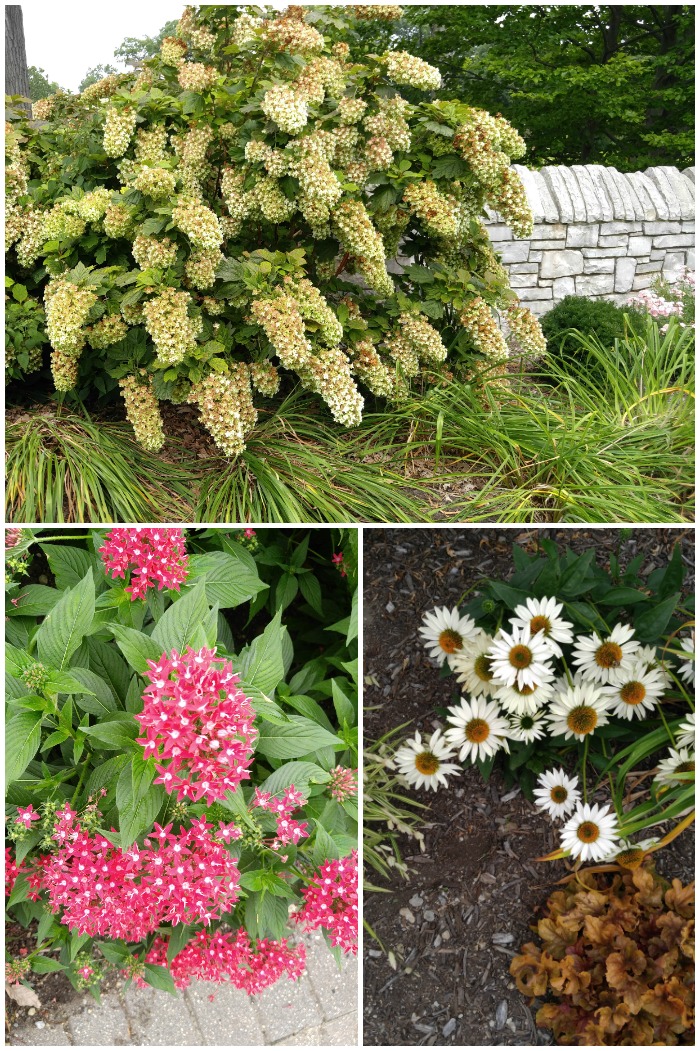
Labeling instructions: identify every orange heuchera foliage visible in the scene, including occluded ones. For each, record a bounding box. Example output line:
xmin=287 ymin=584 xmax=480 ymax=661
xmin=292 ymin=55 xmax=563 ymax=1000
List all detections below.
xmin=510 ymin=866 xmax=694 ymax=1045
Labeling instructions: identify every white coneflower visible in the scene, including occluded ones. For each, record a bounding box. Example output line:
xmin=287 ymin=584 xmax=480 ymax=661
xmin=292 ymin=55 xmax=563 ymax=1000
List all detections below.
xmin=676 ymin=713 xmax=695 ymax=752
xmin=392 ymin=729 xmax=462 ymax=792
xmin=637 ymin=644 xmax=672 ymax=688
xmin=508 ymin=710 xmax=548 ymax=744
xmin=546 ymin=683 xmax=611 ymax=740
xmin=600 ymin=661 xmax=667 ymax=720
xmin=602 ymin=837 xmax=658 ymax=869
xmin=451 ymin=630 xmax=496 ymax=697
xmin=677 ymin=631 xmax=695 ymax=685
xmin=494 ymin=677 xmax=554 ymax=716
xmin=418 ymin=605 xmax=479 ymax=668
xmin=510 ymin=596 xmax=574 ymax=658
xmin=444 ymin=695 xmax=512 ymax=764
xmin=654 ymin=746 xmax=695 ymax=786
xmin=533 ymin=767 xmax=580 ymax=820
xmin=488 ymin=624 xmax=555 ymax=691
xmin=560 ymin=802 xmax=621 ymax=863
xmin=571 ymin=623 xmax=640 ymax=685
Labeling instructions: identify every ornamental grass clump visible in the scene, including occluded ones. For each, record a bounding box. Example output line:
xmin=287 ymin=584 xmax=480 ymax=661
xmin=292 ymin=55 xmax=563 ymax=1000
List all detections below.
xmin=6 ymin=3 xmax=542 ymax=457
xmin=5 ymin=527 xmax=358 ymax=998
xmin=510 ymin=866 xmax=694 ymax=1045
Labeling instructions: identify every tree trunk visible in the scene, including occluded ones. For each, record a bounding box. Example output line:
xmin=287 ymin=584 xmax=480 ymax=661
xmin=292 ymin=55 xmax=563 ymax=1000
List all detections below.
xmin=5 ymin=6 xmax=32 ymax=112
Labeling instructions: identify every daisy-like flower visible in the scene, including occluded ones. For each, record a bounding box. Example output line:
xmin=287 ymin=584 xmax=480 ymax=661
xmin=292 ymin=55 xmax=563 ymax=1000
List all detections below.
xmin=602 ymin=837 xmax=658 ymax=870
xmin=571 ymin=623 xmax=640 ymax=685
xmin=654 ymin=746 xmax=695 ymax=786
xmin=560 ymin=802 xmax=621 ymax=863
xmin=510 ymin=596 xmax=574 ymax=658
xmin=392 ymin=729 xmax=462 ymax=792
xmin=451 ymin=631 xmax=497 ymax=697
xmin=444 ymin=695 xmax=512 ymax=763
xmin=494 ymin=677 xmax=554 ymax=716
xmin=488 ymin=624 xmax=555 ymax=691
xmin=547 ymin=682 xmax=611 ymax=740
xmin=600 ymin=661 xmax=667 ymax=720
xmin=636 ymin=644 xmax=672 ymax=688
xmin=676 ymin=630 xmax=695 ymax=685
xmin=418 ymin=606 xmax=478 ymax=668
xmin=676 ymin=713 xmax=695 ymax=752
xmin=533 ymin=767 xmax=581 ymax=820
xmin=508 ymin=710 xmax=547 ymax=744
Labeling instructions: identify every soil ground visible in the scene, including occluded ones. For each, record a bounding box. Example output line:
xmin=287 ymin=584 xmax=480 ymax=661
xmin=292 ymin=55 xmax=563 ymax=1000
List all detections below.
xmin=362 ymin=527 xmax=695 ymax=1047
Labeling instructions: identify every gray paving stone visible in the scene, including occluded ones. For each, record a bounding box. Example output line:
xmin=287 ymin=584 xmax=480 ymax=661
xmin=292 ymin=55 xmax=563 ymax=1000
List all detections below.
xmin=186 ymin=981 xmax=265 ymax=1046
xmin=11 ymin=1022 xmax=72 ymax=1045
xmin=305 ymin=936 xmax=357 ymax=1023
xmin=123 ymin=983 xmax=204 ymax=1046
xmin=252 ymin=973 xmax=322 ymax=1043
xmin=280 ymin=1023 xmax=327 ymax=1046
xmin=68 ymin=995 xmax=131 ymax=1046
xmin=320 ymin=1013 xmax=358 ymax=1045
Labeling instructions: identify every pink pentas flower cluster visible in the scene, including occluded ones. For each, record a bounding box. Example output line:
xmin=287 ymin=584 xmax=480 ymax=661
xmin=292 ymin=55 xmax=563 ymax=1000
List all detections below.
xmin=43 ymin=810 xmax=241 ymax=941
xmin=5 ymin=847 xmax=47 ymax=901
xmin=133 ymin=928 xmax=306 ymax=993
xmin=99 ymin=527 xmax=189 ymax=600
xmin=253 ymin=786 xmax=309 ymax=847
xmin=293 ymin=850 xmax=358 ymax=955
xmin=137 ymin=646 xmax=257 ymax=805
xmin=328 ymin=766 xmax=358 ymax=803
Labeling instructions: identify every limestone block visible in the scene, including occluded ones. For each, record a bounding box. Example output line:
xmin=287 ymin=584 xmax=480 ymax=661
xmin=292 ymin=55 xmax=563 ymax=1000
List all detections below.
xmin=614 ymin=257 xmax=636 ymax=293
xmin=575 ymin=273 xmax=615 ymax=296
xmin=635 ymin=173 xmax=670 ymax=220
xmin=603 ymin=221 xmax=640 ymax=234
xmin=570 ymin=165 xmax=604 ymax=221
xmin=644 ymin=221 xmax=682 ymax=235
xmin=644 ymin=168 xmax=682 ymax=220
xmin=566 ymin=224 xmax=599 ymax=248
xmin=526 ymin=299 xmax=551 ymax=317
xmin=662 ymin=252 xmax=685 ymax=276
xmin=528 ymin=250 xmax=543 ymax=262
xmin=498 ymin=241 xmax=529 ymax=263
xmin=682 ymin=166 xmax=695 ymax=182
xmin=530 ymin=239 xmax=573 ymax=250
xmin=625 ymin=173 xmax=658 ymax=220
xmin=652 ymin=234 xmax=695 ymax=249
xmin=483 ymin=204 xmax=500 ymax=221
xmin=552 ymin=276 xmax=576 ymax=298
xmin=540 ymin=167 xmax=575 ymax=223
xmin=512 ymin=164 xmax=547 ymax=223
xmin=656 ymin=165 xmax=695 ymax=220
xmin=681 ymin=221 xmax=695 ymax=233
xmin=649 ymin=250 xmax=666 ymax=260
xmin=557 ymin=166 xmax=588 ymax=221
xmin=509 ymin=262 xmax=539 ymax=273
xmin=485 ymin=223 xmax=513 ymax=241
xmin=686 ymin=250 xmax=695 ymax=269
xmin=528 ymin=169 xmax=560 ymax=223
xmin=516 ymin=286 xmax=553 ymax=302
xmin=529 ymin=224 xmax=567 ymax=240
xmin=598 ymin=167 xmax=626 ymax=218
xmin=509 ymin=273 xmax=539 ymax=288
xmin=635 ymin=260 xmax=663 ymax=274
xmin=583 ymin=166 xmax=615 ymax=221
xmin=631 ymin=274 xmax=653 ymax=291
xmin=540 ymin=249 xmax=584 ymax=278
xmin=582 ymin=247 xmax=627 ymax=257
xmin=598 ymin=234 xmax=630 ymax=248
xmin=583 ymin=258 xmax=615 ymax=274
xmin=627 ymin=236 xmax=653 ymax=256
xmin=613 ymin=170 xmax=644 ymax=220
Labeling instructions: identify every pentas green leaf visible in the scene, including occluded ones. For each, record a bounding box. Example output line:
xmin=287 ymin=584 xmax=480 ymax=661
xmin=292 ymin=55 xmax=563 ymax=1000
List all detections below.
xmin=151 ymin=578 xmax=209 ymax=655
xmin=35 ymin=570 xmax=95 ymax=671
xmin=5 ymin=712 xmax=43 ymax=788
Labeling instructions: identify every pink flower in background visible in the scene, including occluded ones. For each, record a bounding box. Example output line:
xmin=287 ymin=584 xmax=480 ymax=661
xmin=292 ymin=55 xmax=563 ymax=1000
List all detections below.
xmin=15 ymin=805 xmax=40 ymax=828
xmin=5 ymin=528 xmax=24 ymax=549
xmin=244 ymin=528 xmax=256 ymax=538
xmin=253 ymin=785 xmax=309 ymax=848
xmin=328 ymin=766 xmax=358 ymax=803
xmin=99 ymin=527 xmax=189 ymax=600
xmin=331 ymin=552 xmax=347 ymax=577
xmin=43 ymin=811 xmax=241 ymax=941
xmin=292 ymin=850 xmax=358 ymax=955
xmin=137 ymin=646 xmax=257 ymax=805
xmin=133 ymin=928 xmax=306 ymax=992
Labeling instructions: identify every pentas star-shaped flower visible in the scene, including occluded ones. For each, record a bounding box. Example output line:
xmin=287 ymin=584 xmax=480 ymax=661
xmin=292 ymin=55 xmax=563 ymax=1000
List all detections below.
xmin=253 ymin=785 xmax=309 ymax=847
xmin=137 ymin=646 xmax=257 ymax=806
xmin=292 ymin=850 xmax=358 ymax=955
xmin=99 ymin=527 xmax=189 ymax=601
xmin=15 ymin=805 xmax=40 ymax=828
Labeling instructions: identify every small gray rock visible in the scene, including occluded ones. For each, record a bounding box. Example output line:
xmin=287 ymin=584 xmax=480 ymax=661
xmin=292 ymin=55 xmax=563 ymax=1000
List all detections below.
xmin=494 ymin=1000 xmax=509 ymax=1031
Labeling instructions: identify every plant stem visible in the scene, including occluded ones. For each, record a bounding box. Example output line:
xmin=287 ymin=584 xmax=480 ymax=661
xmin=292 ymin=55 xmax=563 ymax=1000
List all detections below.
xmin=71 ymin=762 xmax=89 ymax=806
xmin=582 ymin=735 xmax=589 ymax=803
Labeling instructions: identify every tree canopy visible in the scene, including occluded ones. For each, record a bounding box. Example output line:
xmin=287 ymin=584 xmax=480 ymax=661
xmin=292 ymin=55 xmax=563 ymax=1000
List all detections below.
xmin=365 ymin=5 xmax=694 ymax=171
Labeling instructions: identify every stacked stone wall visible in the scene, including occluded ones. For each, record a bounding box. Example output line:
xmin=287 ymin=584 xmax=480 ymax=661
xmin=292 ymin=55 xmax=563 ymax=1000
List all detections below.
xmin=484 ymin=164 xmax=695 ymax=316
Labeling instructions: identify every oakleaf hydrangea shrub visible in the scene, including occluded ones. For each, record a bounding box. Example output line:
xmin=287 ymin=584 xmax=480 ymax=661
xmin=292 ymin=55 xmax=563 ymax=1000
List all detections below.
xmin=5 ymin=4 xmax=544 ymax=457
xmin=5 ymin=527 xmax=358 ymax=997
xmin=394 ymin=538 xmax=694 ymax=869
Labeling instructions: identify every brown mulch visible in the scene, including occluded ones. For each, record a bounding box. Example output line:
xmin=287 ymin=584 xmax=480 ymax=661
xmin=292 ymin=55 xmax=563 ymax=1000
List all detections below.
xmin=363 ymin=527 xmax=695 ymax=1047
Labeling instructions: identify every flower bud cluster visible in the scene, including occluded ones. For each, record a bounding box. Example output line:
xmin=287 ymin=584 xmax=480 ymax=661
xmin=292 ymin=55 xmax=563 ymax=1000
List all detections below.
xmin=249 ymin=177 xmax=297 ymax=224
xmin=507 ymin=304 xmax=547 ymax=358
xmin=119 ymin=372 xmax=166 ymax=451
xmin=132 ymin=234 xmax=178 ymax=270
xmin=373 ymin=205 xmax=410 ymax=257
xmin=229 ymin=12 xmax=263 ymax=49
xmin=295 ymin=57 xmax=346 ymax=104
xmin=261 ymin=85 xmax=308 ymax=136
xmin=264 ymin=12 xmax=325 ymax=55
xmin=132 ymin=69 xmax=155 ymax=92
xmin=161 ymin=36 xmax=188 ymax=66
xmin=345 ymin=161 xmax=369 ymax=186
xmin=86 ymin=313 xmax=129 ymax=349
xmin=44 ymin=278 xmax=97 ymax=357
xmin=188 ymin=25 xmax=217 ymax=52
xmin=364 ymin=106 xmax=411 ymax=153
xmin=220 ymin=167 xmax=250 ymax=234
xmin=74 ymin=187 xmax=112 ymax=222
xmin=135 ymin=125 xmax=169 ymax=162
xmin=14 ymin=209 xmax=47 ymax=268
xmin=172 ymin=198 xmax=223 ymax=250
xmin=332 ymin=125 xmax=360 ymax=167
xmin=201 ymin=296 xmax=225 ymax=316
xmin=350 ymin=339 xmax=396 ymax=398
xmin=403 ymin=180 xmax=458 ymax=239
xmin=251 ymin=295 xmax=313 ymax=371
xmin=177 ymin=62 xmax=218 ymax=93
xmin=172 ymin=126 xmax=213 ymax=167
xmin=300 ymin=346 xmax=364 ymax=427
xmin=287 ymin=276 xmax=343 ymax=346
xmin=102 ymin=107 xmax=138 ymax=158
xmin=459 ymin=295 xmax=509 ymax=361
xmin=188 ymin=364 xmax=258 ymax=457
xmin=42 ymin=204 xmax=86 ymax=242
xmin=249 ymin=361 xmax=281 ymax=397
xmin=185 ymin=247 xmax=224 ymax=289
xmin=121 ymin=300 xmax=145 ymax=324
xmin=338 ymin=96 xmax=367 ymax=125
xmin=334 ymin=200 xmax=393 ymax=297
xmin=132 ymin=165 xmax=178 ymax=200
xmin=489 ymin=167 xmax=533 ymax=238
xmin=365 ymin=136 xmax=394 ymax=171
xmin=32 ymin=96 xmax=55 ymax=120
xmin=82 ymin=74 xmax=127 ymax=104
xmin=288 ymin=137 xmax=342 ymax=225
xmin=385 ymin=51 xmax=441 ymax=91
xmin=103 ymin=203 xmax=135 ymax=238
xmin=353 ymin=5 xmax=404 ymax=20
xmin=143 ymin=287 xmax=202 ymax=365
